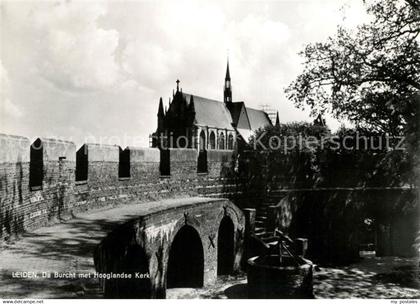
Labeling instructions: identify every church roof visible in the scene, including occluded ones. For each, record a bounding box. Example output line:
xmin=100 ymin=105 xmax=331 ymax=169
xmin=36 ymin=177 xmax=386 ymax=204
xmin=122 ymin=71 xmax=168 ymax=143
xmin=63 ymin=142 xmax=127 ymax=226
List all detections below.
xmin=245 ymin=107 xmax=272 ymax=131
xmin=227 ymin=102 xmax=244 ymax=126
xmin=182 ymin=93 xmax=234 ymax=130
xmin=228 ymin=101 xmax=272 ymax=131
xmin=236 ymin=128 xmax=254 ymax=144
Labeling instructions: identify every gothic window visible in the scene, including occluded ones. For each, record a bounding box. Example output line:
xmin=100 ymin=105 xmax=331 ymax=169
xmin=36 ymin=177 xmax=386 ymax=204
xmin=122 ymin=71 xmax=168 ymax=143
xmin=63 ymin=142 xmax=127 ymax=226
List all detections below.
xmin=219 ymin=133 xmax=225 ymax=150
xmin=209 ymin=131 xmax=216 ymax=150
xmin=199 ymin=130 xmax=206 ymax=151
xmin=228 ymin=134 xmax=234 ymax=150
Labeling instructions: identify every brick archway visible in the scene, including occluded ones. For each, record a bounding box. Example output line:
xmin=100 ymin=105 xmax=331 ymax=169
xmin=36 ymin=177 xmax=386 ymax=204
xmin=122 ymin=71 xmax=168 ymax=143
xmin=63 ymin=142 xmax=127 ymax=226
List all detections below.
xmin=166 ymin=225 xmax=204 ymax=288
xmin=217 ymin=216 xmax=234 ymax=275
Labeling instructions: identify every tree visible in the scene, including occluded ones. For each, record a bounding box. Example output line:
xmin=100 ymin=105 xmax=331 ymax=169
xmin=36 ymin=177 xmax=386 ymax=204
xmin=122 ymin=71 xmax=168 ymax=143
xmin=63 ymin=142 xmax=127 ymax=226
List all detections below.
xmin=286 ymin=0 xmax=420 ymax=136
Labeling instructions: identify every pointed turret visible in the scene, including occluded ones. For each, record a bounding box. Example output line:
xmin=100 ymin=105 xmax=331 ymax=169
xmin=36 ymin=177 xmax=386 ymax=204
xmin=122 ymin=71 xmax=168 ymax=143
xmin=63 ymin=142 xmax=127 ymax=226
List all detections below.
xmin=158 ymin=97 xmax=164 ymax=117
xmin=275 ymin=111 xmax=280 ymax=127
xmin=157 ymin=97 xmax=165 ymax=132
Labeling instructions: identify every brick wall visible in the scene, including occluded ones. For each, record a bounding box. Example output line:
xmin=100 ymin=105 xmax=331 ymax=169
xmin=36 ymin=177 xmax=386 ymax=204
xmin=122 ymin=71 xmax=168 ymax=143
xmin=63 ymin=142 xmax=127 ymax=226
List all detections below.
xmin=0 ymin=134 xmax=241 ymax=243
xmin=0 ymin=135 xmax=78 ymax=241
xmin=0 ymin=134 xmax=30 ymax=240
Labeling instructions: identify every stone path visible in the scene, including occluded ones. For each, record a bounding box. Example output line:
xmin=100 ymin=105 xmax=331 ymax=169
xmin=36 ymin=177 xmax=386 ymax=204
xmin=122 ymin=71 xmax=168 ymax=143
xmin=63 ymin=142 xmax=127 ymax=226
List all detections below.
xmin=0 ymin=200 xmax=419 ymax=299
xmin=167 ymin=255 xmax=420 ymax=299
xmin=313 ymin=253 xmax=420 ymax=299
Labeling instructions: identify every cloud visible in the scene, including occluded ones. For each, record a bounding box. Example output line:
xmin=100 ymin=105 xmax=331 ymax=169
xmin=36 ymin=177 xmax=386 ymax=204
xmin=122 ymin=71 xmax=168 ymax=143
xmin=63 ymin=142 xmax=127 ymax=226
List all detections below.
xmin=0 ymin=61 xmax=23 ymax=119
xmin=0 ymin=0 xmax=367 ymax=144
xmin=1 ymin=1 xmax=123 ymax=92
xmin=2 ymin=98 xmax=23 ymax=119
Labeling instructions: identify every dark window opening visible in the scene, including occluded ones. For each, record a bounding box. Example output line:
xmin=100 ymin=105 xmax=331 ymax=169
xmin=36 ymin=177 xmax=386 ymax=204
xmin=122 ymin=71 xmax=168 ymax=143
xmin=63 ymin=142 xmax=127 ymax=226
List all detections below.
xmin=197 ymin=150 xmax=208 ymax=173
xmin=119 ymin=148 xmax=131 ymax=179
xmin=167 ymin=225 xmax=204 ymax=288
xmin=76 ymin=145 xmax=88 ymax=182
xmin=217 ymin=216 xmax=235 ymax=275
xmin=29 ymin=138 xmax=43 ymax=190
xmin=160 ymin=149 xmax=170 ymax=176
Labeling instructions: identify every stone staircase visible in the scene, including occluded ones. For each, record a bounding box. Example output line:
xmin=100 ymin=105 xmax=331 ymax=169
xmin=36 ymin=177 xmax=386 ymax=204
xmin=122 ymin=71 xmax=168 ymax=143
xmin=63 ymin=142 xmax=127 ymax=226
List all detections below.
xmin=253 ymin=199 xmax=277 ymax=245
xmin=251 ymin=194 xmax=310 ymax=260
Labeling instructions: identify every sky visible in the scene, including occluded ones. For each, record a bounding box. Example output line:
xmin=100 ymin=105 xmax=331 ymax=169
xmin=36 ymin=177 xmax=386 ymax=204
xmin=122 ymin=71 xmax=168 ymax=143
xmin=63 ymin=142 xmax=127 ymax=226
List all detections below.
xmin=0 ymin=0 xmax=369 ymax=148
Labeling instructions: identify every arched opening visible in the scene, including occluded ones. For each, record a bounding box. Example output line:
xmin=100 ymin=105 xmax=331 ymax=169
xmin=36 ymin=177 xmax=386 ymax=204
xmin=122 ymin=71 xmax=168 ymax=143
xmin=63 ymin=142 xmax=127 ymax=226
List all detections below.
xmin=167 ymin=225 xmax=204 ymax=288
xmin=199 ymin=130 xmax=206 ymax=151
xmin=217 ymin=216 xmax=235 ymax=275
xmin=219 ymin=133 xmax=225 ymax=150
xmin=110 ymin=245 xmax=151 ymax=299
xmin=209 ymin=131 xmax=216 ymax=150
xmin=228 ymin=134 xmax=234 ymax=150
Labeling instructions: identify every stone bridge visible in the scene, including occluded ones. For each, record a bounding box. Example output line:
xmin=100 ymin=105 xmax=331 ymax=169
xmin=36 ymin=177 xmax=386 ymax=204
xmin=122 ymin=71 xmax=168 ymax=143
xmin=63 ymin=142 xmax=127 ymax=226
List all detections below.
xmin=93 ymin=197 xmax=245 ymax=299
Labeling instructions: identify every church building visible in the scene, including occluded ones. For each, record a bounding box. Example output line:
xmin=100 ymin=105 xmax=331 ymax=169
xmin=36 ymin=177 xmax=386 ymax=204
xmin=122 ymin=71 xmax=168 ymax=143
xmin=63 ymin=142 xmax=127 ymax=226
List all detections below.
xmin=152 ymin=61 xmax=272 ymax=151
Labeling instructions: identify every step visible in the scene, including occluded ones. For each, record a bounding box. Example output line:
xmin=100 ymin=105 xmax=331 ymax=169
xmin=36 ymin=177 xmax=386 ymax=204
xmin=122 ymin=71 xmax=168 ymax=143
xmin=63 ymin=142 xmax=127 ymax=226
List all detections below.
xmin=260 ymin=202 xmax=276 ymax=207
xmin=257 ymin=208 xmax=269 ymax=213
xmin=267 ymin=240 xmax=278 ymax=247
xmin=254 ymin=225 xmax=266 ymax=231
xmin=256 ymin=216 xmax=268 ymax=220
xmin=255 ymin=232 xmax=272 ymax=238
xmin=261 ymin=236 xmax=278 ymax=243
xmin=255 ymin=211 xmax=268 ymax=216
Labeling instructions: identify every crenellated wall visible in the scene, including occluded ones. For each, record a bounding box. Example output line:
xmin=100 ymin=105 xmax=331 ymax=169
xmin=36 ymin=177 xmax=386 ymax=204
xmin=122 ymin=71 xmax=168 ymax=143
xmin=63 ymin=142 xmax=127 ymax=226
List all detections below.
xmin=0 ymin=134 xmax=237 ymax=243
xmin=0 ymin=132 xmax=418 ymax=261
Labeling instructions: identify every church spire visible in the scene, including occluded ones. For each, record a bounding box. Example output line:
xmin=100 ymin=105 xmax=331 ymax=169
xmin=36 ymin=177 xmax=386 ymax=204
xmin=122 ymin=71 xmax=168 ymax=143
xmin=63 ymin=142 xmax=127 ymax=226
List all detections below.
xmin=176 ymin=79 xmax=180 ymax=92
xmin=224 ymin=59 xmax=232 ymax=104
xmin=225 ymin=59 xmax=231 ymax=81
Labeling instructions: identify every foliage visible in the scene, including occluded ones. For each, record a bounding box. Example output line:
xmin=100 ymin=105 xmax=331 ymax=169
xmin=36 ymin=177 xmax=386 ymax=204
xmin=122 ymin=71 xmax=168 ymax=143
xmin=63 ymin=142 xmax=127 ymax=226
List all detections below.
xmin=286 ymin=0 xmax=420 ymax=136
xmin=244 ymin=123 xmax=415 ymax=190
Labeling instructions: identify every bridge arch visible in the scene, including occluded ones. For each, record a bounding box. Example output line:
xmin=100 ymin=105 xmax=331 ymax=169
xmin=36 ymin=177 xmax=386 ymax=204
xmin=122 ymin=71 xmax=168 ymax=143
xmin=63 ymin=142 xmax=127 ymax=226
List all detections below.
xmin=166 ymin=224 xmax=204 ymax=288
xmin=217 ymin=215 xmax=234 ymax=275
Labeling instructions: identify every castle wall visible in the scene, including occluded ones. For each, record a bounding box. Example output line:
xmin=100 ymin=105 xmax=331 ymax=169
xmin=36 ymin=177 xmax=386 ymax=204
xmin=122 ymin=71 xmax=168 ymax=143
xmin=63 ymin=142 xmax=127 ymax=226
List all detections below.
xmin=0 ymin=136 xmax=240 ymax=243
xmin=1 ymin=132 xmax=417 ymax=261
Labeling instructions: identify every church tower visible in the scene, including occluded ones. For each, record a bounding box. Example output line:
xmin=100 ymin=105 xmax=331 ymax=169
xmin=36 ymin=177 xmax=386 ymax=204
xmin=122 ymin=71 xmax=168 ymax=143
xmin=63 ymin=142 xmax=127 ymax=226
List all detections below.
xmin=223 ymin=60 xmax=232 ymax=104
